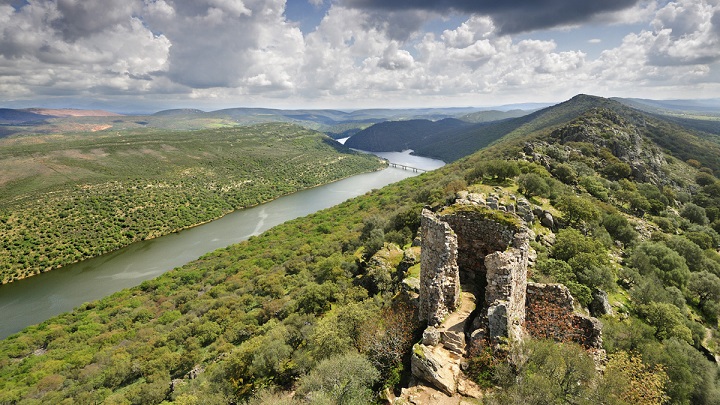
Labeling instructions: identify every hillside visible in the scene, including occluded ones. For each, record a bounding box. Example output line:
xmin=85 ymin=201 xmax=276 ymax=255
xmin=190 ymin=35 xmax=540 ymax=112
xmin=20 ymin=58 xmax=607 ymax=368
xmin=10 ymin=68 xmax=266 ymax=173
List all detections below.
xmin=344 ymin=118 xmax=471 ymax=151
xmin=0 ymin=124 xmax=384 ymax=284
xmin=2 ymin=95 xmax=720 ymax=404
xmin=459 ymin=108 xmax=534 ymax=123
xmin=0 ymin=106 xmax=485 ymax=139
xmin=0 ymin=109 xmax=49 ymax=124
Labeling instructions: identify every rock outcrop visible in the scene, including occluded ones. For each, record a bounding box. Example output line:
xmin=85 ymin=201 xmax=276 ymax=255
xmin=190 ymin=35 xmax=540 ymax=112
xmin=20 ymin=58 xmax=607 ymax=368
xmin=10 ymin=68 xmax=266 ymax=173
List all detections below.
xmin=411 ymin=343 xmax=461 ymax=396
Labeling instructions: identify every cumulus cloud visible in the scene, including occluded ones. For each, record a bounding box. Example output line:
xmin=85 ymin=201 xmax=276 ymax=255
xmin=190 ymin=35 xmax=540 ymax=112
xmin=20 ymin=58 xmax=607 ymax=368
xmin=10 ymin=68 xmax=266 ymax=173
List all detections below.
xmin=1 ymin=0 xmax=720 ymax=108
xmin=647 ymin=0 xmax=720 ymax=65
xmin=0 ymin=1 xmax=170 ymax=98
xmin=341 ymin=0 xmax=642 ymax=34
xmin=53 ymin=0 xmax=140 ymax=41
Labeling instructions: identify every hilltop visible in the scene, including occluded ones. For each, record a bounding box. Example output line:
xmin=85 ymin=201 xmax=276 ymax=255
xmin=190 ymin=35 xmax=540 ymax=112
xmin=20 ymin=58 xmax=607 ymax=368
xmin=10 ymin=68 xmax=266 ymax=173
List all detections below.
xmin=1 ymin=94 xmax=720 ymax=404
xmin=345 ymin=94 xmax=720 ymax=167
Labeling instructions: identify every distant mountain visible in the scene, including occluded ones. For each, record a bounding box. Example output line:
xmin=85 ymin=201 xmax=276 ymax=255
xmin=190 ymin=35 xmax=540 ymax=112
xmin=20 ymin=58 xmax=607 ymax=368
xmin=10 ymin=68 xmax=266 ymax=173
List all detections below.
xmin=344 ymin=118 xmax=471 ymax=152
xmin=343 ymin=94 xmax=720 ymax=166
xmin=614 ymin=97 xmax=720 ymax=138
xmin=459 ymin=109 xmax=534 ymax=123
xmin=25 ymin=108 xmax=122 ymax=117
xmin=615 ymin=97 xmax=720 ymax=115
xmin=152 ymin=108 xmax=206 ymax=116
xmin=0 ymin=108 xmax=51 ymax=124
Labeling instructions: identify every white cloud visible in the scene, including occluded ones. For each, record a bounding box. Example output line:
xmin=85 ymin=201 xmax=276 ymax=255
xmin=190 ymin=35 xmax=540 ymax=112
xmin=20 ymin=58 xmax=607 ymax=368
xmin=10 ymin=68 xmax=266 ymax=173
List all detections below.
xmin=1 ymin=0 xmax=720 ymax=108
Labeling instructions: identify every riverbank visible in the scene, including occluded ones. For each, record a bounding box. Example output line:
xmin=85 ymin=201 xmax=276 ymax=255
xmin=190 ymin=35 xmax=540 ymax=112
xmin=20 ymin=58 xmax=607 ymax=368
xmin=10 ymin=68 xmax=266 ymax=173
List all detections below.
xmin=0 ymin=126 xmax=383 ymax=284
xmin=0 ymin=155 xmax=442 ymax=338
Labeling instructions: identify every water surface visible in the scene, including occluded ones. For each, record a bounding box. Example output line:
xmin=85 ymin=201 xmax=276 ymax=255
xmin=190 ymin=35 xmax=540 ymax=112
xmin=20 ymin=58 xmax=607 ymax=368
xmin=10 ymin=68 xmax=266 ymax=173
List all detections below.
xmin=0 ymin=153 xmax=444 ymax=339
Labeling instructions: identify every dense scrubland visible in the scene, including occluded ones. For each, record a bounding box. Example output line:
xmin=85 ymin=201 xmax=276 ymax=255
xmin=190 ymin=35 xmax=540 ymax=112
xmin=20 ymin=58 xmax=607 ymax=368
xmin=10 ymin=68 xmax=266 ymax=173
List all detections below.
xmin=2 ymin=95 xmax=720 ymax=404
xmin=0 ymin=124 xmax=384 ymax=283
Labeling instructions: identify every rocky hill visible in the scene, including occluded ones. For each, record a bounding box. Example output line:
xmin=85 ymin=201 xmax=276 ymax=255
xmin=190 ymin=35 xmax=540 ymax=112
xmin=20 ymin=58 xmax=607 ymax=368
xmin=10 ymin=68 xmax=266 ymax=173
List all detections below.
xmin=2 ymin=94 xmax=720 ymax=404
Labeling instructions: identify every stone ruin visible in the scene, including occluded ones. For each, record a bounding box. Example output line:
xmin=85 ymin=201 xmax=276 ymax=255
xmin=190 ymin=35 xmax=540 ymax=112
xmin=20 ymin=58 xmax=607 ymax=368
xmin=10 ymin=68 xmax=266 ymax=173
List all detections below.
xmin=407 ymin=193 xmax=603 ymax=398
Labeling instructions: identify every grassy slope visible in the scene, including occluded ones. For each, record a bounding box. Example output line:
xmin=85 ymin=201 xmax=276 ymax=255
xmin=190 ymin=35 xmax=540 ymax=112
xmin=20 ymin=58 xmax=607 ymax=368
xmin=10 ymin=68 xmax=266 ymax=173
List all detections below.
xmin=0 ymin=124 xmax=384 ymax=284
xmin=1 ymin=95 xmax=719 ymax=404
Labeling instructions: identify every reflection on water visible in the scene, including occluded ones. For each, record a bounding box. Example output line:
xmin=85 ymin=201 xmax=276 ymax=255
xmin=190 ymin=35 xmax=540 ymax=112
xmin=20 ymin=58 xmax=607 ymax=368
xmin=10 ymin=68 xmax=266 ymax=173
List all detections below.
xmin=0 ymin=153 xmax=443 ymax=339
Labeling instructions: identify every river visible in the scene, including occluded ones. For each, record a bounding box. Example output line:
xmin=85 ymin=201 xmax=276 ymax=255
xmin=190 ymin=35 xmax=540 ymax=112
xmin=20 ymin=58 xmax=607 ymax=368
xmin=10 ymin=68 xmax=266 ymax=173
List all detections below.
xmin=0 ymin=149 xmax=444 ymax=339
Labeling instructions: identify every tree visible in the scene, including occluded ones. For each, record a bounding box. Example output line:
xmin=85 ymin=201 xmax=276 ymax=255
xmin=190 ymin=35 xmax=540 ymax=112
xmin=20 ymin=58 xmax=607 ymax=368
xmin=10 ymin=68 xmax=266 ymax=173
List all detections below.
xmin=687 ymin=271 xmax=720 ymax=322
xmin=631 ymin=242 xmax=690 ymax=289
xmin=552 ymin=228 xmax=607 ymax=264
xmin=552 ymin=163 xmax=578 ymax=184
xmin=295 ymin=352 xmax=379 ymax=405
xmin=602 ymin=213 xmax=638 ymax=246
xmin=643 ymin=338 xmax=720 ymax=404
xmin=517 ymin=173 xmax=550 ymax=197
xmin=681 ymin=203 xmax=709 ymax=225
xmin=598 ymin=351 xmax=669 ymax=405
xmin=535 ymin=258 xmax=592 ymax=306
xmin=555 ymin=194 xmax=600 ymax=227
xmin=638 ymin=302 xmax=693 ymax=344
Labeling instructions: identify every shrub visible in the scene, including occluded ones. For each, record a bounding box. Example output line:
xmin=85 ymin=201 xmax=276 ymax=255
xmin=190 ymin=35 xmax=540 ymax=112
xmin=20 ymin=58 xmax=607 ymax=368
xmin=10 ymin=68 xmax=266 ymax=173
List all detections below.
xmin=517 ymin=173 xmax=550 ymax=197
xmin=603 ymin=162 xmax=632 ymax=180
xmin=602 ymin=213 xmax=638 ymax=246
xmin=552 ymin=163 xmax=578 ymax=184
xmin=598 ymin=351 xmax=669 ymax=405
xmin=295 ymin=352 xmax=379 ymax=405
xmin=487 ymin=340 xmax=597 ymax=404
xmin=467 ymin=160 xmax=521 ymax=183
xmin=580 ymin=176 xmax=609 ymax=201
xmin=631 ymin=242 xmax=690 ymax=289
xmin=681 ymin=203 xmax=709 ymax=225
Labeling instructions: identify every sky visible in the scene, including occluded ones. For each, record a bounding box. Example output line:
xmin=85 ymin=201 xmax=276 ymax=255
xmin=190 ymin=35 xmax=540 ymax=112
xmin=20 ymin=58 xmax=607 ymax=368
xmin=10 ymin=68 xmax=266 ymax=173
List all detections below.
xmin=1 ymin=0 xmax=720 ymax=112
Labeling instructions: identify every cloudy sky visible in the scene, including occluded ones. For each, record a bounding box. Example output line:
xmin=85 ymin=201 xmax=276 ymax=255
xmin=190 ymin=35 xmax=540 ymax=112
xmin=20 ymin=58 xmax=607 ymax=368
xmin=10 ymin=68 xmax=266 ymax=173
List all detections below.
xmin=1 ymin=0 xmax=720 ymax=112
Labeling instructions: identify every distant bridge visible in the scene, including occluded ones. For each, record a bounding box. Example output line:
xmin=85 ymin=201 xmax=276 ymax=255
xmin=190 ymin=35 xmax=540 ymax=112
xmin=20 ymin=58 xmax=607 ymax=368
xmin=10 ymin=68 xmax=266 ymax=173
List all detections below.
xmin=388 ymin=162 xmax=426 ymax=173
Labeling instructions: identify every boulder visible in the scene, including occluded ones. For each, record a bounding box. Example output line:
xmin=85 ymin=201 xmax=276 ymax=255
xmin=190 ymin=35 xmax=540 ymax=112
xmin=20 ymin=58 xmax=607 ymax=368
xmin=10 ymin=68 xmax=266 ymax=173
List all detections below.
xmin=589 ymin=289 xmax=613 ymax=317
xmin=540 ymin=211 xmax=554 ymax=229
xmin=423 ymin=326 xmax=441 ymax=346
xmin=411 ymin=344 xmax=460 ymax=396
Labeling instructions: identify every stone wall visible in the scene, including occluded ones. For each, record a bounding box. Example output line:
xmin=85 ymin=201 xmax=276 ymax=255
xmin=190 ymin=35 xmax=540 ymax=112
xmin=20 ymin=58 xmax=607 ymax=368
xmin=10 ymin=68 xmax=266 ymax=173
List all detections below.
xmin=440 ymin=210 xmax=515 ymax=292
xmin=419 ymin=209 xmax=460 ymax=326
xmin=526 ymin=282 xmax=603 ymax=349
xmin=484 ymin=232 xmax=530 ymax=343
xmin=418 ymin=200 xmax=602 ymax=348
xmin=413 ymin=198 xmax=605 ymax=396
xmin=420 ymin=203 xmax=531 ymax=343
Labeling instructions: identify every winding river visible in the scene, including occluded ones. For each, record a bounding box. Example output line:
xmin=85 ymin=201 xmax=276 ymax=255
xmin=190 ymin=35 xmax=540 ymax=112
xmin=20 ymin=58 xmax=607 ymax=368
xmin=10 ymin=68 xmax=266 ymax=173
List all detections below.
xmin=0 ymin=150 xmax=444 ymax=339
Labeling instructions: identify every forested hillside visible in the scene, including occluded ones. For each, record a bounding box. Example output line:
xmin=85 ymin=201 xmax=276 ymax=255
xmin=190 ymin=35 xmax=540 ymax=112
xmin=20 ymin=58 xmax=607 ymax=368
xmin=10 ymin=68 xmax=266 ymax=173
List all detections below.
xmin=2 ymin=95 xmax=720 ymax=404
xmin=343 ymin=118 xmax=471 ymax=152
xmin=0 ymin=124 xmax=384 ymax=284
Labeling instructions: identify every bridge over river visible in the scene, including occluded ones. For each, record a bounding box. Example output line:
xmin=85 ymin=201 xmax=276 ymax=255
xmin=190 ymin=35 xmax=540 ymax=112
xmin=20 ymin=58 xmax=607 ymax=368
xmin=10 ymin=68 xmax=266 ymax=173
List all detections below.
xmin=388 ymin=162 xmax=427 ymax=172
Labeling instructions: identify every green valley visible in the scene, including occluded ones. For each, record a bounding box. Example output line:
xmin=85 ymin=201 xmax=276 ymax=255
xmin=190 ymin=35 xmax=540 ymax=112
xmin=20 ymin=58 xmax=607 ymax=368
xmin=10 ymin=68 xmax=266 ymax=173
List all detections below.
xmin=2 ymin=95 xmax=720 ymax=405
xmin=0 ymin=124 xmax=385 ymax=284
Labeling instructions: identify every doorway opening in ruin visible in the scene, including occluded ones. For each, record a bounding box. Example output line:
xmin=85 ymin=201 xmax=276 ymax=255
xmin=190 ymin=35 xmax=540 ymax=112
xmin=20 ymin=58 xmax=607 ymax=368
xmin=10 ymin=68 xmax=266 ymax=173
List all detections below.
xmin=441 ymin=213 xmax=516 ymax=306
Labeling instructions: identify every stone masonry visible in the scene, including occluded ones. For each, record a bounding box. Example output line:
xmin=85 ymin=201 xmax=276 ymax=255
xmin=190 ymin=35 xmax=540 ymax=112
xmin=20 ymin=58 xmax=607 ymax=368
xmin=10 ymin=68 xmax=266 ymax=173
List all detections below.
xmin=412 ymin=196 xmax=604 ymax=396
xmin=419 ymin=208 xmax=460 ymax=326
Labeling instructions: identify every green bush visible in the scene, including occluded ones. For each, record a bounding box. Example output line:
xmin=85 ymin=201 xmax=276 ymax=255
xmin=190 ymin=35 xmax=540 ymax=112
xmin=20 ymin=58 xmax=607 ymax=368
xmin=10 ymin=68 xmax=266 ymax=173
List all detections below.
xmin=295 ymin=352 xmax=379 ymax=405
